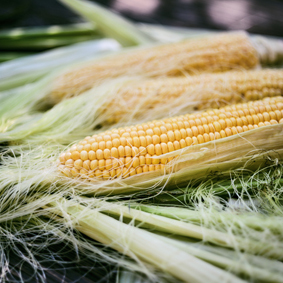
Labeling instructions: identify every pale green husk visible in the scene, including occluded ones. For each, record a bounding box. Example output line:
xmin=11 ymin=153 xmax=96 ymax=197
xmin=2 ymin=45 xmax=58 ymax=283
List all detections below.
xmin=59 ymin=0 xmax=154 ymax=47
xmin=0 ymin=39 xmax=121 ymax=134
xmin=0 ymin=38 xmax=120 ymax=91
xmin=0 ymin=23 xmax=97 ymax=39
xmin=44 ymin=198 xmax=245 ymax=283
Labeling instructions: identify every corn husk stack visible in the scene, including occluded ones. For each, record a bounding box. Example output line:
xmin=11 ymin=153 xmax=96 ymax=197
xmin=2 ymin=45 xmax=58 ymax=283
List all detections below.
xmin=1 ymin=1 xmax=283 ymax=281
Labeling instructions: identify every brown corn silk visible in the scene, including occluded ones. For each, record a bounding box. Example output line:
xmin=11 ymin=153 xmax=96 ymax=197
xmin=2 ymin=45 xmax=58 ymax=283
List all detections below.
xmin=50 ymin=32 xmax=259 ymax=102
xmin=58 ymin=96 xmax=283 ymax=183
xmin=106 ymin=69 xmax=283 ymax=123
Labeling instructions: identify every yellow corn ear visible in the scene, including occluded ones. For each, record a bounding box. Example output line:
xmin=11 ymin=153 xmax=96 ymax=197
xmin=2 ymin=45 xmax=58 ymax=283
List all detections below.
xmin=107 ymin=69 xmax=283 ymax=123
xmin=51 ymin=32 xmax=259 ymax=102
xmin=59 ymin=96 xmax=283 ymax=180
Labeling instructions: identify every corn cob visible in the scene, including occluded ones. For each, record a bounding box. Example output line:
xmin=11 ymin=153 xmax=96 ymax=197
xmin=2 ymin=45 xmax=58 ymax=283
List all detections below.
xmin=107 ymin=69 xmax=283 ymax=123
xmin=51 ymin=32 xmax=260 ymax=102
xmin=58 ymin=96 xmax=283 ymax=180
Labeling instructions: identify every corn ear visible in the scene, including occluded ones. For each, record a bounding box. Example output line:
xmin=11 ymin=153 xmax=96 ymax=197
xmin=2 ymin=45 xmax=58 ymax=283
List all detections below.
xmin=58 ymin=96 xmax=283 ymax=184
xmin=50 ymin=31 xmax=260 ymax=102
xmin=106 ymin=69 xmax=283 ymax=123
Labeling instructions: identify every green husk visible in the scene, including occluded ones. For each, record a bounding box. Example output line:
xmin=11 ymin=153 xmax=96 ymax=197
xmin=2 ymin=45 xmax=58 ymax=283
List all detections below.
xmin=0 ymin=39 xmax=121 ymax=134
xmin=59 ymin=0 xmax=154 ymax=47
xmin=140 ymin=162 xmax=283 ymax=210
xmin=0 ymin=23 xmax=97 ymax=40
xmin=81 ymin=198 xmax=283 ymax=259
xmin=44 ymin=198 xmax=245 ymax=283
xmin=0 ymin=207 xmax=161 ymax=283
xmin=0 ymin=77 xmax=129 ymax=142
xmin=0 ymin=74 xmax=58 ymax=133
xmin=160 ymin=236 xmax=283 ymax=282
xmin=0 ymin=35 xmax=101 ymax=51
xmin=0 ymin=38 xmax=120 ymax=92
xmin=134 ymin=203 xmax=283 ymax=234
xmin=0 ymin=52 xmax=34 ymax=62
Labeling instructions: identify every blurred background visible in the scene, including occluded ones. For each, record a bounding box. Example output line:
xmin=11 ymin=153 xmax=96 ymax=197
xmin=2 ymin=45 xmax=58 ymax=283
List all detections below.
xmin=1 ymin=0 xmax=283 ymax=37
